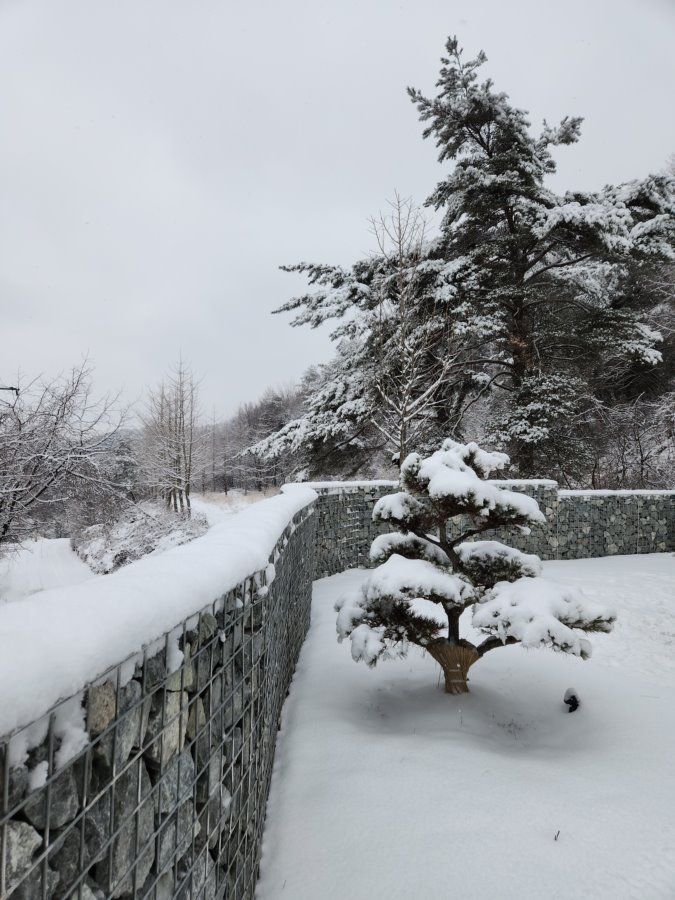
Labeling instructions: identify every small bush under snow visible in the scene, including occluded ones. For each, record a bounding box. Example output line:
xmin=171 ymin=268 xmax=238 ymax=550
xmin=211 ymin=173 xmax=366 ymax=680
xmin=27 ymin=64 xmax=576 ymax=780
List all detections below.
xmin=72 ymin=503 xmax=208 ymax=574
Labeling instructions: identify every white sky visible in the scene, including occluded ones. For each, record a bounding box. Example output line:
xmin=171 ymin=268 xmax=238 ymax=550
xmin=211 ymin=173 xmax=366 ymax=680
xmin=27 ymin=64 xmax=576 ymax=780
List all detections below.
xmin=1 ymin=0 xmax=673 ymax=417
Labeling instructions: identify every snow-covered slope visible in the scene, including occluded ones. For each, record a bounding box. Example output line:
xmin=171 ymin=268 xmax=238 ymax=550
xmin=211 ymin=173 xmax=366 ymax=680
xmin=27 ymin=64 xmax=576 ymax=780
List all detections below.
xmin=257 ymin=554 xmax=675 ymax=900
xmin=0 ymin=539 xmax=95 ymax=604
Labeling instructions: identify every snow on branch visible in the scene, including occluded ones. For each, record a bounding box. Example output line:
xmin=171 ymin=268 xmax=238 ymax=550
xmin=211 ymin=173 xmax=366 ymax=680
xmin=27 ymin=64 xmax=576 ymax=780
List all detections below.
xmin=363 ymin=554 xmax=474 ymax=609
xmin=473 ymin=577 xmax=616 ymax=659
xmin=457 ymin=540 xmax=542 ymax=588
xmin=370 ymin=531 xmax=447 ymax=566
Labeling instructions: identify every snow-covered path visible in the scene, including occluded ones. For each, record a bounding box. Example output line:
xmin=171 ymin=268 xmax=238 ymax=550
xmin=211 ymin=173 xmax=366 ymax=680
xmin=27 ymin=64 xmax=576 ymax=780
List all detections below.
xmin=257 ymin=554 xmax=675 ymax=900
xmin=0 ymin=538 xmax=95 ymax=604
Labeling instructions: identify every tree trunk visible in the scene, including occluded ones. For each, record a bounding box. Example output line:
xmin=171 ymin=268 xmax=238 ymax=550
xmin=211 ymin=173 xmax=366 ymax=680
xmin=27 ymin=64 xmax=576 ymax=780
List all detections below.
xmin=508 ymin=289 xmax=537 ymax=476
xmin=427 ymin=640 xmax=480 ymax=695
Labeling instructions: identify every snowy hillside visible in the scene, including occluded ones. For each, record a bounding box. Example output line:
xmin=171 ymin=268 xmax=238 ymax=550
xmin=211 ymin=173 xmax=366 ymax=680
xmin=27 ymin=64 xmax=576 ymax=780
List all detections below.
xmin=0 ymin=539 xmax=95 ymax=604
xmin=257 ymin=554 xmax=675 ymax=900
xmin=70 ymin=491 xmax=273 ymax=574
xmin=72 ymin=503 xmax=209 ymax=574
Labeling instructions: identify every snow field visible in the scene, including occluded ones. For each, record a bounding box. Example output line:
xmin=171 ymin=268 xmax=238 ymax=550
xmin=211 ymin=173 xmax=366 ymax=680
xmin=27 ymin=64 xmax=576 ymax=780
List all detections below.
xmin=257 ymin=554 xmax=675 ymax=900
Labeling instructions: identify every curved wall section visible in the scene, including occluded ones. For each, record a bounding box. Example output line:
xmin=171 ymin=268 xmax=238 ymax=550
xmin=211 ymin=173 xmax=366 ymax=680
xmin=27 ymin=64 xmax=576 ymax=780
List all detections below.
xmin=310 ymin=481 xmax=674 ymax=567
xmin=0 ymin=504 xmax=315 ymax=900
xmin=0 ymin=480 xmax=672 ymax=899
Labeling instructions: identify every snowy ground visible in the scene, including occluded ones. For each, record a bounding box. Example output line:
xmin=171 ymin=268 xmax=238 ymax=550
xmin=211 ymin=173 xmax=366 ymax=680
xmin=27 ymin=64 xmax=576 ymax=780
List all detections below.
xmin=0 ymin=539 xmax=94 ymax=604
xmin=257 ymin=554 xmax=675 ymax=900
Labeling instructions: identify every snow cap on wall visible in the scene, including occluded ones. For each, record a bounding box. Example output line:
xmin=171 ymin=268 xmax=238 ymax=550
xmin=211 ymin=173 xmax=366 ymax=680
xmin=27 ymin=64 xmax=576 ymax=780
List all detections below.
xmin=0 ymin=484 xmax=316 ymax=739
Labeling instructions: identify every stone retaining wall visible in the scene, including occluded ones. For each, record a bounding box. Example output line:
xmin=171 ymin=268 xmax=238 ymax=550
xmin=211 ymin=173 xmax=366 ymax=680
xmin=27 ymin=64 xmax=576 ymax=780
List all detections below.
xmin=1 ymin=505 xmax=316 ymax=900
xmin=311 ymin=481 xmax=674 ymax=569
xmin=1 ymin=481 xmax=672 ymax=899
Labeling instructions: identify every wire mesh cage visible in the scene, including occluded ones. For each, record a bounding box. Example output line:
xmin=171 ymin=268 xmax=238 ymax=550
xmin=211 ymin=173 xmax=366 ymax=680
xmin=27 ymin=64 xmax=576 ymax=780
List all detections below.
xmin=0 ymin=505 xmax=316 ymax=900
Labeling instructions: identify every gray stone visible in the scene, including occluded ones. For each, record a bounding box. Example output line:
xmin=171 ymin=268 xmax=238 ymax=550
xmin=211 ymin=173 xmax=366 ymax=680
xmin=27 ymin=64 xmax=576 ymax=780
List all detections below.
xmin=140 ymin=870 xmax=174 ymax=900
xmin=248 ymin=594 xmax=265 ymax=631
xmin=24 ymin=764 xmax=81 ymax=830
xmin=49 ymin=781 xmax=111 ymax=890
xmin=219 ymin=625 xmax=243 ymax=663
xmin=186 ymin=697 xmax=205 ymax=741
xmin=177 ymin=850 xmax=217 ymax=900
xmin=144 ymin=691 xmax=188 ymax=768
xmin=195 ymin=754 xmax=222 ymax=805
xmin=68 ymin=883 xmax=98 ymax=900
xmin=5 ymin=820 xmax=60 ymax=898
xmin=157 ymin=800 xmax=199 ymax=871
xmin=224 ymin=727 xmax=244 ymax=767
xmin=94 ymin=680 xmax=149 ymax=769
xmin=143 ymin=653 xmax=167 ymax=688
xmin=197 ymin=613 xmax=218 ymax=646
xmin=194 ymin=652 xmax=216 ymax=693
xmin=0 ymin=759 xmax=28 ymax=811
xmin=223 ymin=678 xmax=247 ymax=731
xmin=166 ymin=643 xmax=195 ymax=692
xmin=94 ymin=760 xmax=155 ymax=898
xmin=5 ymin=820 xmax=41 ymax=889
xmin=87 ymin=681 xmax=117 ymax=735
xmin=200 ymin=783 xmax=232 ymax=850
xmin=156 ymin=749 xmax=195 ymax=815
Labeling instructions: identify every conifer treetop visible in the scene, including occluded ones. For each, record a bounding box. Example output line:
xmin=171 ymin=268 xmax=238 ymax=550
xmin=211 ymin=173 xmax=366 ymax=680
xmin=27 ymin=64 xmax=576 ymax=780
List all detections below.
xmin=374 ymin=439 xmax=545 ymax=534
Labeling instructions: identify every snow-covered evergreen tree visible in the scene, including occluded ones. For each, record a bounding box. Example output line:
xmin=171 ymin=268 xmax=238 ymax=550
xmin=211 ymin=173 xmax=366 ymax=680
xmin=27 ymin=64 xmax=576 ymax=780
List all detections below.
xmin=258 ymin=37 xmax=673 ymax=484
xmin=335 ymin=439 xmax=615 ymax=693
xmin=408 ymin=37 xmax=673 ymax=475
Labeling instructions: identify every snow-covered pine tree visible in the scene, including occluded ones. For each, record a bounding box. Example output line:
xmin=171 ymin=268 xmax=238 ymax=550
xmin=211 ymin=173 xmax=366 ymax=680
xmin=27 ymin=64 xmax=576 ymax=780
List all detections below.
xmin=408 ymin=37 xmax=674 ymax=476
xmin=335 ymin=439 xmax=615 ymax=694
xmin=260 ymin=38 xmax=673 ymax=485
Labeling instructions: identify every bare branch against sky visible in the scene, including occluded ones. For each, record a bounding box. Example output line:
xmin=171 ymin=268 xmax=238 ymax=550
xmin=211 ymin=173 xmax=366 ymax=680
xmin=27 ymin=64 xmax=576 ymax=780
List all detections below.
xmin=1 ymin=0 xmax=673 ymax=416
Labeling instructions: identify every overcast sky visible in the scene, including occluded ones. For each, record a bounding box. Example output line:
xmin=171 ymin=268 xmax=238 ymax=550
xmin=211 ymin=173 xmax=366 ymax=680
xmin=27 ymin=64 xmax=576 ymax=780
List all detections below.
xmin=1 ymin=0 xmax=673 ymax=417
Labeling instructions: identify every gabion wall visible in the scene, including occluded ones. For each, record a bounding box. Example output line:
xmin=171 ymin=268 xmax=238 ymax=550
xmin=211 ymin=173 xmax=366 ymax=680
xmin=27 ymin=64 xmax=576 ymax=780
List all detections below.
xmin=1 ymin=505 xmax=316 ymax=900
xmin=313 ymin=485 xmax=391 ymax=578
xmin=311 ymin=482 xmax=674 ymax=568
xmin=1 ymin=482 xmax=672 ymax=900
xmin=555 ymin=490 xmax=673 ymax=559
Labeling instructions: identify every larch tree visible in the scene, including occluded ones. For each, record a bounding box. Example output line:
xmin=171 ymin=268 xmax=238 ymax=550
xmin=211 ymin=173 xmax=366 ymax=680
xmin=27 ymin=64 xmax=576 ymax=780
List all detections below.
xmin=369 ymin=194 xmax=469 ymax=464
xmin=140 ymin=359 xmax=206 ymax=515
xmin=335 ymin=438 xmax=615 ymax=694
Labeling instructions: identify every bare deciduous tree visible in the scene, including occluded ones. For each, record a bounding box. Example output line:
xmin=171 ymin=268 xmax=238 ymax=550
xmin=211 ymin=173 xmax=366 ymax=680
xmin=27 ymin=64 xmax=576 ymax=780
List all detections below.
xmin=0 ymin=363 xmax=127 ymax=548
xmin=369 ymin=194 xmax=467 ymax=464
xmin=140 ymin=359 xmax=207 ymax=515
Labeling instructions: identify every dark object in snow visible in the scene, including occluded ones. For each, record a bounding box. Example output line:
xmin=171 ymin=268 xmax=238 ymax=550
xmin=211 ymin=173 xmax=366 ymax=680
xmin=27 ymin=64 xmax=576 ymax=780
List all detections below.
xmin=564 ymin=688 xmax=580 ymax=712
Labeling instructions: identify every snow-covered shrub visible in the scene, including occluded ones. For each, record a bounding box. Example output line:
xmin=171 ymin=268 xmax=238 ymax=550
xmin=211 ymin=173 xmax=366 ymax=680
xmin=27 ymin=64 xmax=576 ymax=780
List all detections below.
xmin=335 ymin=439 xmax=616 ymax=694
xmin=72 ymin=503 xmax=208 ymax=574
